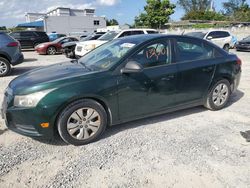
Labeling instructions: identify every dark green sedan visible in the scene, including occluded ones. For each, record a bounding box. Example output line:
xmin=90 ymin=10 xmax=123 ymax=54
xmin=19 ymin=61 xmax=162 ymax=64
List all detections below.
xmin=1 ymin=34 xmax=242 ymax=145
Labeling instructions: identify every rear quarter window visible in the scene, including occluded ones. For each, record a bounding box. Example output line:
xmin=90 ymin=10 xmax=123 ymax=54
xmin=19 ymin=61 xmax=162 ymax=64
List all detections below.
xmin=146 ymin=30 xmax=159 ymax=34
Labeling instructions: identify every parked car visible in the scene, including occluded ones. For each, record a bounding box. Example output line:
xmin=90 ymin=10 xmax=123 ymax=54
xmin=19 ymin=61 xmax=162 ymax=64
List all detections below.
xmin=2 ymin=34 xmax=241 ymax=145
xmin=236 ymin=36 xmax=250 ymax=51
xmin=80 ymin=32 xmax=106 ymax=40
xmin=48 ymin=33 xmax=67 ymax=41
xmin=0 ymin=32 xmax=24 ymax=77
xmin=9 ymin=31 xmax=49 ymax=49
xmin=35 ymin=37 xmax=78 ymax=55
xmin=185 ymin=30 xmax=234 ymax=51
xmin=62 ymin=33 xmax=105 ymax=59
xmin=75 ymin=29 xmax=159 ymax=58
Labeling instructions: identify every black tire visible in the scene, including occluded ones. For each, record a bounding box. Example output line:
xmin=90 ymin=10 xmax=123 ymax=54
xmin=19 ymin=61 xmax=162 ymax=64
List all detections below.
xmin=205 ymin=79 xmax=231 ymax=111
xmin=47 ymin=46 xmax=57 ymax=55
xmin=57 ymin=99 xmax=107 ymax=145
xmin=0 ymin=57 xmax=11 ymax=77
xmin=223 ymin=44 xmax=230 ymax=52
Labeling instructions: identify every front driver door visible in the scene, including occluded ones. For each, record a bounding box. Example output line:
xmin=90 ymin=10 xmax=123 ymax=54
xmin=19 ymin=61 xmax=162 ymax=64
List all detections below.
xmin=117 ymin=39 xmax=179 ymax=121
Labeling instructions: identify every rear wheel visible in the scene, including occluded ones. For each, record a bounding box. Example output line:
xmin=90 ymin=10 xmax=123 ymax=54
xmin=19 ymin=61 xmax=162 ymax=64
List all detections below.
xmin=57 ymin=99 xmax=107 ymax=145
xmin=205 ymin=79 xmax=231 ymax=110
xmin=0 ymin=57 xmax=11 ymax=77
xmin=47 ymin=46 xmax=57 ymax=55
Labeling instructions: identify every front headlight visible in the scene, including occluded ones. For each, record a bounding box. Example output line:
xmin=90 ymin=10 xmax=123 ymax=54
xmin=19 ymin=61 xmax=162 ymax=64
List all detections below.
xmin=84 ymin=44 xmax=96 ymax=51
xmin=38 ymin=44 xmax=45 ymax=48
xmin=14 ymin=89 xmax=54 ymax=108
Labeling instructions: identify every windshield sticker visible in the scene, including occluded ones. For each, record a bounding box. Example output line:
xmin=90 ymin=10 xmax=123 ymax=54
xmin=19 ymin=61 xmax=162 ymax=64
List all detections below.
xmin=120 ymin=43 xmax=136 ymax=48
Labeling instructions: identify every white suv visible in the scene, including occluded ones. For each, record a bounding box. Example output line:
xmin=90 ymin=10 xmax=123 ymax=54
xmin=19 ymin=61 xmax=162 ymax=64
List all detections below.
xmin=185 ymin=30 xmax=234 ymax=51
xmin=75 ymin=29 xmax=158 ymax=57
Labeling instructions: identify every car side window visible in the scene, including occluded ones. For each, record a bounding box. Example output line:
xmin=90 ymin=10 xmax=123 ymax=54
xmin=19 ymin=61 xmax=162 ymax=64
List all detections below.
xmin=129 ymin=40 xmax=170 ymax=68
xmin=175 ymin=38 xmax=213 ymax=62
xmin=118 ymin=31 xmax=132 ymax=38
xmin=217 ymin=31 xmax=230 ymax=38
xmin=131 ymin=30 xmax=144 ymax=35
xmin=207 ymin=31 xmax=218 ymax=39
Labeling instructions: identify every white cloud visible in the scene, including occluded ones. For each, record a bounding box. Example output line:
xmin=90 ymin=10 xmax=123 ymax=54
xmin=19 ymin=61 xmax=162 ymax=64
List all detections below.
xmin=96 ymin=0 xmax=120 ymax=6
xmin=0 ymin=0 xmax=119 ymax=27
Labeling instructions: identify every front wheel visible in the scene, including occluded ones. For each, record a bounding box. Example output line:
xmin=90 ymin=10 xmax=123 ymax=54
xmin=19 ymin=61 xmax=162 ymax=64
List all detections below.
xmin=57 ymin=99 xmax=107 ymax=145
xmin=47 ymin=46 xmax=57 ymax=55
xmin=205 ymin=79 xmax=231 ymax=111
xmin=223 ymin=44 xmax=230 ymax=52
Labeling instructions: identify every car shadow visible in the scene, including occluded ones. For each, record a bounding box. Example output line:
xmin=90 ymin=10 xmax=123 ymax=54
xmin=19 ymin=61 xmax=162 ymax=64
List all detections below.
xmin=22 ymin=49 xmax=35 ymax=52
xmin=23 ymin=58 xmax=37 ymax=62
xmin=34 ymin=89 xmax=245 ymax=146
xmin=10 ymin=66 xmax=42 ymax=76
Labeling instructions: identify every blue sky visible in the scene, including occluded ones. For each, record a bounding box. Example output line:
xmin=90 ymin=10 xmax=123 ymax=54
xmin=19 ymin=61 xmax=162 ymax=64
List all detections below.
xmin=0 ymin=0 xmax=250 ymax=27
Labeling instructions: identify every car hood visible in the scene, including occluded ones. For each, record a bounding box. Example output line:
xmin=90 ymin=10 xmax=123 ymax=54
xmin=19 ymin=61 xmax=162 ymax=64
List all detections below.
xmin=77 ymin=40 xmax=107 ymax=46
xmin=239 ymin=40 xmax=250 ymax=45
xmin=9 ymin=61 xmax=94 ymax=94
xmin=37 ymin=42 xmax=53 ymax=47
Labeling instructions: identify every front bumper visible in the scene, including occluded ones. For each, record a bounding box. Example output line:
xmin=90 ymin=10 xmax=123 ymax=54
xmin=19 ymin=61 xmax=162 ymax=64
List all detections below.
xmin=236 ymin=45 xmax=250 ymax=51
xmin=1 ymin=91 xmax=58 ymax=138
xmin=35 ymin=47 xmax=47 ymax=55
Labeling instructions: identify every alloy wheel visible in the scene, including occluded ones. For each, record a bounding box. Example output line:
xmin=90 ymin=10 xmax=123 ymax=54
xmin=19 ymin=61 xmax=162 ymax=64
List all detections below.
xmin=212 ymin=83 xmax=229 ymax=106
xmin=0 ymin=61 xmax=7 ymax=75
xmin=47 ymin=47 xmax=56 ymax=55
xmin=66 ymin=108 xmax=101 ymax=140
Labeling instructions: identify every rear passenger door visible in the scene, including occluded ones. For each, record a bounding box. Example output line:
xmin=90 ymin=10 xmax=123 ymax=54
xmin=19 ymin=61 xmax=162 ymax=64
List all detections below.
xmin=20 ymin=32 xmax=34 ymax=48
xmin=172 ymin=37 xmax=217 ymax=104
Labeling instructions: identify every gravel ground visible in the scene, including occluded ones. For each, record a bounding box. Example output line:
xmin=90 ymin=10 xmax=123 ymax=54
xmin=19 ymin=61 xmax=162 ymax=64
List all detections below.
xmin=0 ymin=50 xmax=250 ymax=188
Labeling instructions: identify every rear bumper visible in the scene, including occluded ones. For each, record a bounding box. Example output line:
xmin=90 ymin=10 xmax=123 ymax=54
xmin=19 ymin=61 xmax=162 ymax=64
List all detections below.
xmin=11 ymin=53 xmax=24 ymax=66
xmin=232 ymin=69 xmax=241 ymax=93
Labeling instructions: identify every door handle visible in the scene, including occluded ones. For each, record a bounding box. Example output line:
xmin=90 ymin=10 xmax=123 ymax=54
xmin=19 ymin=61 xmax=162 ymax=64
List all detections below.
xmin=202 ymin=67 xmax=213 ymax=73
xmin=161 ymin=74 xmax=175 ymax=81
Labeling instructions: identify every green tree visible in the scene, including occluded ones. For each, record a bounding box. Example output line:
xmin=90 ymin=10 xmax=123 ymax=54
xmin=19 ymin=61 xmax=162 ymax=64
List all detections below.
xmin=222 ymin=0 xmax=246 ymax=16
xmin=134 ymin=0 xmax=176 ymax=29
xmin=182 ymin=10 xmax=226 ymax=21
xmin=0 ymin=26 xmax=7 ymax=30
xmin=106 ymin=19 xmax=119 ymax=26
xmin=233 ymin=4 xmax=250 ymax=21
xmin=178 ymin=0 xmax=212 ymax=12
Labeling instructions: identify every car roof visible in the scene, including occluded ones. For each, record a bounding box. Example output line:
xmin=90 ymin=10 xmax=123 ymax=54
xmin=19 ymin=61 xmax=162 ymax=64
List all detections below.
xmin=121 ymin=28 xmax=157 ymax=32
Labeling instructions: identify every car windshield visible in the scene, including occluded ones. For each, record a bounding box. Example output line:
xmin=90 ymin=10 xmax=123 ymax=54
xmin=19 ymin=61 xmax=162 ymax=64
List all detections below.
xmin=185 ymin=32 xmax=207 ymax=39
xmin=98 ymin=31 xmax=119 ymax=41
xmin=78 ymin=38 xmax=139 ymax=71
xmin=80 ymin=35 xmax=96 ymax=41
xmin=53 ymin=37 xmax=66 ymax=43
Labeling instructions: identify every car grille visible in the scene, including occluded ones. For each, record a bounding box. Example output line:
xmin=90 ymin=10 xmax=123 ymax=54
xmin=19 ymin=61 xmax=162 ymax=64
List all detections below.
xmin=77 ymin=46 xmax=82 ymax=52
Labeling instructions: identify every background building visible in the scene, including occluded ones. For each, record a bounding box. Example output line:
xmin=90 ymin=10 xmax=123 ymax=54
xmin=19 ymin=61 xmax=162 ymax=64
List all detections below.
xmin=18 ymin=7 xmax=106 ymax=34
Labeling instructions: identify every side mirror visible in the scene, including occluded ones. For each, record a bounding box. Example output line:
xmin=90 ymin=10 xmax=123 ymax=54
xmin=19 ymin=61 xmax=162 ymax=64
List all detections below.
xmin=121 ymin=61 xmax=143 ymax=74
xmin=207 ymin=36 xmax=213 ymax=40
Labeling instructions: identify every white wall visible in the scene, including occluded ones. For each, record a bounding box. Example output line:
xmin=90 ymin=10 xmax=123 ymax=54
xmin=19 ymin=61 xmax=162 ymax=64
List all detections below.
xmin=44 ymin=16 xmax=106 ymax=34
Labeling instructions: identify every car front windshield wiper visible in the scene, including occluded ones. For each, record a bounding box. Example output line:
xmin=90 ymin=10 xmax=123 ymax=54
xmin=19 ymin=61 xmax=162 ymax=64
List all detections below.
xmin=71 ymin=59 xmax=92 ymax=71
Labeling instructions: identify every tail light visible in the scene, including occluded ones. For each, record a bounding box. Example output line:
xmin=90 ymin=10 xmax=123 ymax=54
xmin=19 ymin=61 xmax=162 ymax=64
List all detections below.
xmin=7 ymin=42 xmax=19 ymax=47
xmin=236 ymin=57 xmax=242 ymax=66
